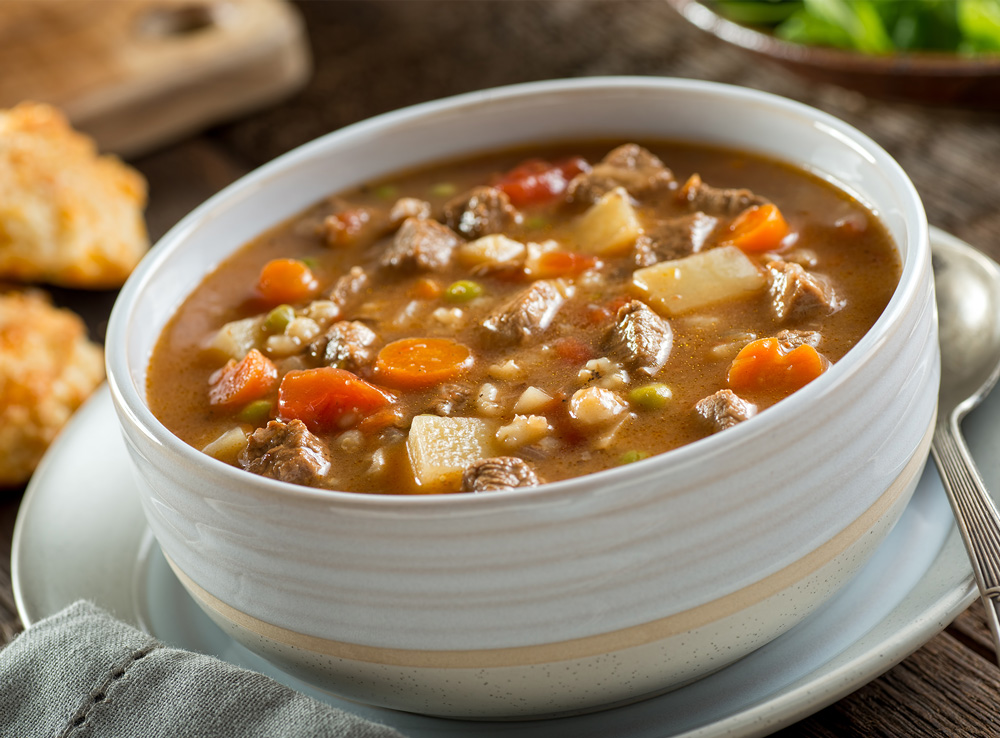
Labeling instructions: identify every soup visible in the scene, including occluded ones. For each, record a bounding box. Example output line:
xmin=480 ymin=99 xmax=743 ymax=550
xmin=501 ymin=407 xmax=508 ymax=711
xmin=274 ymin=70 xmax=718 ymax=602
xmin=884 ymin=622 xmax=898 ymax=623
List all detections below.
xmin=147 ymin=141 xmax=900 ymax=494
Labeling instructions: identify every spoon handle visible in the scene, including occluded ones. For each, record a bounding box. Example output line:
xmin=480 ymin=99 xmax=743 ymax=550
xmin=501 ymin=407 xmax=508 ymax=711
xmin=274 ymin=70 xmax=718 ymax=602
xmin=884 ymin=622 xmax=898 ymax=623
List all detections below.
xmin=931 ymin=415 xmax=1000 ymax=664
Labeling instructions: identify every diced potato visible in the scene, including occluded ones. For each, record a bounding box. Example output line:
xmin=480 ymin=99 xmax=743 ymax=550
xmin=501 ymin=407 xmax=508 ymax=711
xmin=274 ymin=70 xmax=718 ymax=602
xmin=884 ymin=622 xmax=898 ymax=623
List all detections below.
xmin=513 ymin=386 xmax=553 ymax=414
xmin=201 ymin=427 xmax=249 ymax=463
xmin=632 ymin=245 xmax=766 ymax=317
xmin=205 ymin=316 xmax=264 ymax=360
xmin=406 ymin=415 xmax=497 ymax=492
xmin=575 ymin=187 xmax=642 ymax=256
xmin=458 ymin=234 xmax=526 ymax=268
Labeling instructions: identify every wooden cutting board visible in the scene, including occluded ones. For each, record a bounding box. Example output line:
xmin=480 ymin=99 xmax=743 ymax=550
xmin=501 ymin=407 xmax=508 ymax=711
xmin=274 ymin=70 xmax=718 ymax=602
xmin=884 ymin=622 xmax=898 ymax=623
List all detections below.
xmin=0 ymin=0 xmax=310 ymax=157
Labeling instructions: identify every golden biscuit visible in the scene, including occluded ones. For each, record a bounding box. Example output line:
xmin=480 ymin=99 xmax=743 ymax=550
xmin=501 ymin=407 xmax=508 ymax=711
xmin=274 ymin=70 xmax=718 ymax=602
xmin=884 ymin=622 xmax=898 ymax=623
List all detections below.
xmin=0 ymin=290 xmax=104 ymax=486
xmin=0 ymin=101 xmax=148 ymax=288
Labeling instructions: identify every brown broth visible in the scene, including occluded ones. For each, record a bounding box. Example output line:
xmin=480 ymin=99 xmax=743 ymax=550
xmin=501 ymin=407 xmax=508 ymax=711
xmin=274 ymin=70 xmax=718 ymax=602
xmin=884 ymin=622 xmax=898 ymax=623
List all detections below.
xmin=147 ymin=140 xmax=900 ymax=494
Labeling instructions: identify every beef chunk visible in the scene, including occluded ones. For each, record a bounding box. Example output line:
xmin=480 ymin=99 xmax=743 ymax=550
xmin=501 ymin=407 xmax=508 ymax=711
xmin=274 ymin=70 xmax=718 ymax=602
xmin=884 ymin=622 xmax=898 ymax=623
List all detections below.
xmin=633 ymin=211 xmax=719 ymax=266
xmin=481 ymin=280 xmax=565 ymax=344
xmin=443 ymin=186 xmax=520 ymax=239
xmin=568 ymin=144 xmax=675 ymax=204
xmin=388 ymin=197 xmax=431 ymax=228
xmin=677 ymin=174 xmax=768 ymax=217
xmin=427 ymin=382 xmax=473 ymax=416
xmin=307 ymin=320 xmax=377 ymax=371
xmin=461 ymin=456 xmax=541 ymax=493
xmin=239 ymin=420 xmax=331 ymax=486
xmin=695 ymin=389 xmax=757 ymax=433
xmin=776 ymin=329 xmax=822 ymax=350
xmin=328 ymin=266 xmax=369 ymax=314
xmin=603 ymin=300 xmax=673 ymax=376
xmin=767 ymin=260 xmax=844 ymax=322
xmin=379 ymin=217 xmax=462 ymax=272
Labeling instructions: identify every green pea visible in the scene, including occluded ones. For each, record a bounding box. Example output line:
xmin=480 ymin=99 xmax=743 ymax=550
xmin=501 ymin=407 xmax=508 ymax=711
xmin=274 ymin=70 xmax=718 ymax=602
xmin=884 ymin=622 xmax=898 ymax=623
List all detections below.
xmin=300 ymin=256 xmax=320 ymax=270
xmin=264 ymin=304 xmax=296 ymax=333
xmin=444 ymin=280 xmax=484 ymax=303
xmin=628 ymin=383 xmax=673 ymax=411
xmin=373 ymin=184 xmax=398 ymax=200
xmin=238 ymin=399 xmax=273 ymax=424
xmin=524 ymin=215 xmax=550 ymax=230
xmin=619 ymin=450 xmax=649 ymax=465
xmin=429 ymin=182 xmax=458 ymax=198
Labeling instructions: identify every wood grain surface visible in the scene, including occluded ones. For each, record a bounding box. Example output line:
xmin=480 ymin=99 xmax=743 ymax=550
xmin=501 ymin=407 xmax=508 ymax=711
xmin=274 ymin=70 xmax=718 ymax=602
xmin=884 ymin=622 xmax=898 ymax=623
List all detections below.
xmin=3 ymin=2 xmax=1000 ymax=735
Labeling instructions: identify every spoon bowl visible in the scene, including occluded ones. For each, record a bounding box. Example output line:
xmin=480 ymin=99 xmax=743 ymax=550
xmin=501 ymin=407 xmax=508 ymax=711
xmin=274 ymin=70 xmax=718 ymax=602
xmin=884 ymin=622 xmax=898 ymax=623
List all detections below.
xmin=930 ymin=235 xmax=1000 ymax=662
xmin=935 ymin=240 xmax=1000 ymax=418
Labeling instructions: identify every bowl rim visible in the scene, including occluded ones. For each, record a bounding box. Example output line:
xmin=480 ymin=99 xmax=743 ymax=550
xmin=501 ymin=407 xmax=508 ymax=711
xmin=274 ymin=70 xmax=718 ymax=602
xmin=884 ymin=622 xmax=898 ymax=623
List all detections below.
xmin=106 ymin=75 xmax=929 ymax=511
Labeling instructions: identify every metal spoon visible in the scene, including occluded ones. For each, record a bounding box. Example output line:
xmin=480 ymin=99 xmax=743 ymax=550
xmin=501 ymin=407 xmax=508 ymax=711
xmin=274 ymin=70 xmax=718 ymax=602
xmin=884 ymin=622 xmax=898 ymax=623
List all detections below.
xmin=931 ymin=234 xmax=1000 ymax=664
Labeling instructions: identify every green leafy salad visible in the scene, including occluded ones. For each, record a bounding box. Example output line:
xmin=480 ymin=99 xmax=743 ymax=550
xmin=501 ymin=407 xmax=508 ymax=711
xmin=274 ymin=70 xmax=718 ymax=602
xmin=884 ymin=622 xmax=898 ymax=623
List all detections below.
xmin=710 ymin=0 xmax=1000 ymax=54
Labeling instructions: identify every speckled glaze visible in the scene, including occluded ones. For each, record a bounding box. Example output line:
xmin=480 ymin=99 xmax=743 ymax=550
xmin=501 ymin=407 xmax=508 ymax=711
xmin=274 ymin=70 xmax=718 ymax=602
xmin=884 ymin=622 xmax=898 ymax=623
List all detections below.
xmin=106 ymin=78 xmax=937 ymax=718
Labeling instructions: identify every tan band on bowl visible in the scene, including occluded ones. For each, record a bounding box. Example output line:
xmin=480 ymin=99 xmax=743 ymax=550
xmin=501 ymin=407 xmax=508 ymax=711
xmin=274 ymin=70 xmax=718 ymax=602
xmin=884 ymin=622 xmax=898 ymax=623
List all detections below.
xmin=170 ymin=417 xmax=933 ymax=669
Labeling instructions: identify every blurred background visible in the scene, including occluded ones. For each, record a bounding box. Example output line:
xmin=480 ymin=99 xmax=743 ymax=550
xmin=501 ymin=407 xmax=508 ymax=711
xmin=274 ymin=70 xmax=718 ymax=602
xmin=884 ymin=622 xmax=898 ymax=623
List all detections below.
xmin=4 ymin=0 xmax=998 ymax=250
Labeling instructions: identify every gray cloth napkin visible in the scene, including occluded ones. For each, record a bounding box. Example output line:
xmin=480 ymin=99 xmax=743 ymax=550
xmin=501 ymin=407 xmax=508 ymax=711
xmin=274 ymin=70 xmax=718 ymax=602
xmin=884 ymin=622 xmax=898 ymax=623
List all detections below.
xmin=0 ymin=601 xmax=407 ymax=738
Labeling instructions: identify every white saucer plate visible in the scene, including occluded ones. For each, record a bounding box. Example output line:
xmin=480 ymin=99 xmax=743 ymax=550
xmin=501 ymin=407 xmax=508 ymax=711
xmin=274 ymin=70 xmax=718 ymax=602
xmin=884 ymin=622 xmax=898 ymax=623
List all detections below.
xmin=12 ymin=227 xmax=990 ymax=737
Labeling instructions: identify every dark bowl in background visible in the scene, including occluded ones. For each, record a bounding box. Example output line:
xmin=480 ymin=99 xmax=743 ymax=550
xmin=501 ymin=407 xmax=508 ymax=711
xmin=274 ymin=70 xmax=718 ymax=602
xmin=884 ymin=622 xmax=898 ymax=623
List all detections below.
xmin=666 ymin=0 xmax=1000 ymax=109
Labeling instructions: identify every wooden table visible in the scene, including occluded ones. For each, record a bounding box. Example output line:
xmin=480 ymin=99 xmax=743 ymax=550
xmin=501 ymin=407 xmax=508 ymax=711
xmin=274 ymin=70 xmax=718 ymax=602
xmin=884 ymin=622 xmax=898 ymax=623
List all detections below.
xmin=3 ymin=2 xmax=1000 ymax=735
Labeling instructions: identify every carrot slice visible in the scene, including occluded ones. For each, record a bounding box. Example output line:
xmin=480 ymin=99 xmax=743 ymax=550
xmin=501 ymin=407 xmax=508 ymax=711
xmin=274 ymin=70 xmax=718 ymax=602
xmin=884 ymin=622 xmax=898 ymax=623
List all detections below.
xmin=728 ymin=337 xmax=827 ymax=394
xmin=721 ymin=204 xmax=790 ymax=253
xmin=257 ymin=258 xmax=319 ymax=304
xmin=374 ymin=337 xmax=474 ymax=389
xmin=278 ymin=367 xmax=394 ymax=433
xmin=209 ymin=349 xmax=279 ymax=409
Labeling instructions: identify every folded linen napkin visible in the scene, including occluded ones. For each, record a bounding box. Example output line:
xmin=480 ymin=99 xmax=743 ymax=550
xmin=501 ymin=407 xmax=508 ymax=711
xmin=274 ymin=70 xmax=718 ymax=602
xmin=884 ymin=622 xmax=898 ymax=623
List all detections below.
xmin=0 ymin=601 xmax=406 ymax=738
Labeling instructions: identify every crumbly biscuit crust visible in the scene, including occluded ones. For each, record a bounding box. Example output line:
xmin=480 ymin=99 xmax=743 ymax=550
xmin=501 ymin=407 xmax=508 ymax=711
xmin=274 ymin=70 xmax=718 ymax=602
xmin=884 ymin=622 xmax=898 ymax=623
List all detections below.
xmin=0 ymin=102 xmax=148 ymax=288
xmin=0 ymin=290 xmax=104 ymax=486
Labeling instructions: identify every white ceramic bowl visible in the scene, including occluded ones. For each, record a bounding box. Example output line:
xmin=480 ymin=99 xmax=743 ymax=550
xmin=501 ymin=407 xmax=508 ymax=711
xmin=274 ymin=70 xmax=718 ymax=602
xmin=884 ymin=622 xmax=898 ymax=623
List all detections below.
xmin=106 ymin=77 xmax=937 ymax=719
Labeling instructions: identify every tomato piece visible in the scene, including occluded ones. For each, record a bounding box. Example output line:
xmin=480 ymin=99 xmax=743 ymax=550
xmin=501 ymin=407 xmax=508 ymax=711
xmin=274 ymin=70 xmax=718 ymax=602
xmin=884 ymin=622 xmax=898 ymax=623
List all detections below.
xmin=585 ymin=304 xmax=613 ymax=325
xmin=493 ymin=156 xmax=590 ymax=206
xmin=584 ymin=295 xmax=631 ymax=325
xmin=553 ymin=336 xmax=593 ymax=364
xmin=209 ymin=349 xmax=278 ymax=409
xmin=532 ymin=250 xmax=600 ymax=279
xmin=278 ymin=368 xmax=395 ymax=433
